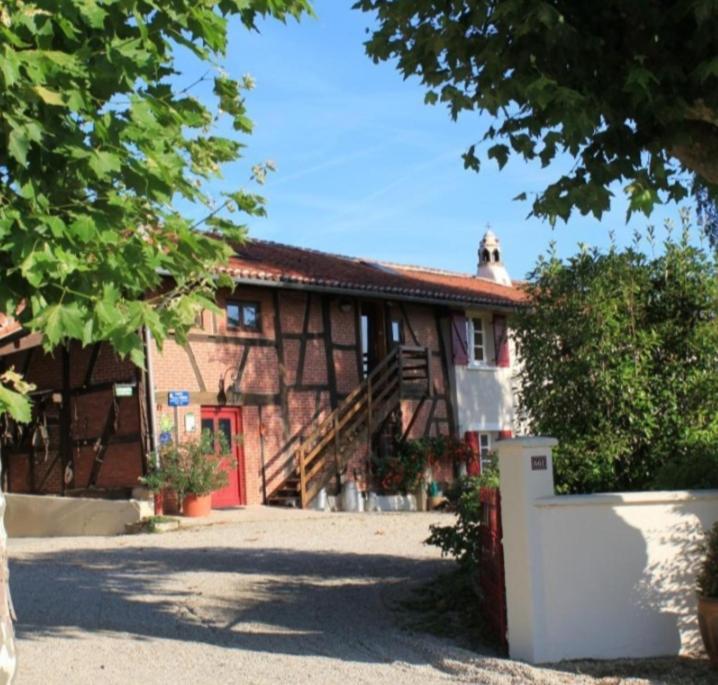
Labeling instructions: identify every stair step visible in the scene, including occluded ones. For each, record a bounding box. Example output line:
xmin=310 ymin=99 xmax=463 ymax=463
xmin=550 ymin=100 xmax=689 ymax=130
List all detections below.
xmin=267 ymin=496 xmax=300 ymax=507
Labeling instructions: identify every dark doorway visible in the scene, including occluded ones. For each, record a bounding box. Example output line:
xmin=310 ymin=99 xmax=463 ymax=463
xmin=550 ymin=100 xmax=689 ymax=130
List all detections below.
xmin=360 ymin=302 xmax=387 ymax=378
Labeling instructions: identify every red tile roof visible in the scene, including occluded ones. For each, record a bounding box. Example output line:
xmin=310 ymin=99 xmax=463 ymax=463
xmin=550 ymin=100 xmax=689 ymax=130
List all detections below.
xmin=225 ymin=240 xmax=527 ymax=308
xmin=0 ymin=240 xmax=527 ymax=350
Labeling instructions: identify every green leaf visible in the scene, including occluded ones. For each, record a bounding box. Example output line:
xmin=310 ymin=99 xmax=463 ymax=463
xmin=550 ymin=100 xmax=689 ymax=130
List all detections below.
xmin=33 ymin=85 xmax=65 ymax=106
xmin=233 ymin=113 xmax=253 ymax=133
xmin=488 ymin=144 xmax=510 ymax=169
xmin=424 ymin=91 xmax=438 ymax=105
xmin=45 ymin=216 xmax=66 ymax=238
xmin=38 ymin=303 xmax=87 ymax=347
xmin=76 ymin=0 xmax=107 ymax=29
xmin=8 ymin=127 xmax=29 ymax=165
xmin=0 ymin=384 xmax=31 ymax=423
xmin=89 ymin=150 xmax=122 ymax=178
xmin=69 ymin=215 xmax=96 ymax=242
xmin=0 ymin=47 xmax=20 ymax=87
xmin=462 ymin=145 xmax=480 ymax=172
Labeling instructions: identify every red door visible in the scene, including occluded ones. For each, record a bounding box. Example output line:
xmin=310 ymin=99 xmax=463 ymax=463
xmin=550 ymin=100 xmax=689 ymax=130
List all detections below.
xmin=201 ymin=406 xmax=245 ymax=508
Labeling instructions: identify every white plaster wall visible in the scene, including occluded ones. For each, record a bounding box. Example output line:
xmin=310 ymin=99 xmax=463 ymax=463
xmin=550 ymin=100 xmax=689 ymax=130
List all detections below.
xmin=532 ymin=491 xmax=718 ymax=662
xmin=498 ymin=439 xmax=718 ymax=664
xmin=455 ymin=365 xmax=516 ymax=433
xmin=453 ymin=311 xmax=520 ymax=434
xmin=5 ymin=494 xmax=152 ymax=537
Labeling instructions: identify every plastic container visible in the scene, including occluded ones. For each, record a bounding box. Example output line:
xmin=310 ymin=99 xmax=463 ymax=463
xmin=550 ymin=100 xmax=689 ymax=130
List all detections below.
xmin=341 ymin=481 xmax=359 ymax=512
xmin=313 ymin=487 xmax=328 ymax=511
xmin=366 ymin=492 xmax=379 ymax=512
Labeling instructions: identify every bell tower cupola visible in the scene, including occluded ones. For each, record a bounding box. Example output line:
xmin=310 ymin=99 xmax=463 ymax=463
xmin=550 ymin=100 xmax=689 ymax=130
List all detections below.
xmin=477 ymin=229 xmax=512 ymax=286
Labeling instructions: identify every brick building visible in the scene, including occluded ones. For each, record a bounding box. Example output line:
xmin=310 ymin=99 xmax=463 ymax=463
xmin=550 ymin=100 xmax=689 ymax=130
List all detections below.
xmin=0 ymin=232 xmax=525 ymax=507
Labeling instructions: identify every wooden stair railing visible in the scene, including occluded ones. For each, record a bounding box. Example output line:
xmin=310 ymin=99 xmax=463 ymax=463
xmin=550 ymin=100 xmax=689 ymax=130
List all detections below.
xmin=266 ymin=345 xmax=432 ymax=508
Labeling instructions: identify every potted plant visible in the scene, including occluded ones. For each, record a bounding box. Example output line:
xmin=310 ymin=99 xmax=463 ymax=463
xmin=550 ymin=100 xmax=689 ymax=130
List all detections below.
xmin=162 ymin=432 xmax=229 ymax=517
xmin=139 ymin=462 xmax=169 ymax=516
xmin=698 ymin=522 xmax=718 ymax=666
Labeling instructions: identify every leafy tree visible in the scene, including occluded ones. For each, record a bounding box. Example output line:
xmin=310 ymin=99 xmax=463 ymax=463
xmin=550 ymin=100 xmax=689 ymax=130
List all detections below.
xmin=355 ymin=1 xmax=718 ymax=223
xmin=0 ymin=1 xmax=311 ymax=681
xmin=512 ymin=212 xmax=718 ymax=494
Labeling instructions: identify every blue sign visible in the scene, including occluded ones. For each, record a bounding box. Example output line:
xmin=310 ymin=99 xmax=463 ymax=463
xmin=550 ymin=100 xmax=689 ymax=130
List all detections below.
xmin=168 ymin=391 xmax=189 ymax=407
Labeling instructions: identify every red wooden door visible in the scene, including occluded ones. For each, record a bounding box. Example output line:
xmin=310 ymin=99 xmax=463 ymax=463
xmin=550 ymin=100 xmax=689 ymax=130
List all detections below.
xmin=201 ymin=406 xmax=245 ymax=508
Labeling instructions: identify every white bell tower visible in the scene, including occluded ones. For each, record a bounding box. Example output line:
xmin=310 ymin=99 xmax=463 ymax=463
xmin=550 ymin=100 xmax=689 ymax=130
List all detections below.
xmin=477 ymin=230 xmax=512 ymax=286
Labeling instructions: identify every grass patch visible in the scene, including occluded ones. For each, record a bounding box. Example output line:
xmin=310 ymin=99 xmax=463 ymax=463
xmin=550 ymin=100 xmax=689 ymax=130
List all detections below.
xmin=125 ymin=515 xmax=179 ymax=535
xmin=144 ymin=515 xmax=176 ymax=533
xmin=398 ymin=568 xmax=499 ymax=652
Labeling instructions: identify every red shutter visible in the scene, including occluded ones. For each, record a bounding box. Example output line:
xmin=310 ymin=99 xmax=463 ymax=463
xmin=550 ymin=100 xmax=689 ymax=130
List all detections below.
xmin=451 ymin=313 xmax=469 ymax=365
xmin=493 ymin=314 xmax=510 ymax=368
xmin=464 ymin=430 xmax=481 ymax=475
xmin=498 ymin=429 xmax=513 ymax=440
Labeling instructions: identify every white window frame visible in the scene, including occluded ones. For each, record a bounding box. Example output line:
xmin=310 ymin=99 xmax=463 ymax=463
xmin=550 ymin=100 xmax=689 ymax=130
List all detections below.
xmin=479 ymin=432 xmax=492 ymax=471
xmin=467 ymin=315 xmax=488 ymax=367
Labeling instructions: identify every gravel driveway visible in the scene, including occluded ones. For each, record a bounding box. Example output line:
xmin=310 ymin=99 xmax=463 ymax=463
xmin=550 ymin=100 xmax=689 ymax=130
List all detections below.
xmin=6 ymin=508 xmax=711 ymax=684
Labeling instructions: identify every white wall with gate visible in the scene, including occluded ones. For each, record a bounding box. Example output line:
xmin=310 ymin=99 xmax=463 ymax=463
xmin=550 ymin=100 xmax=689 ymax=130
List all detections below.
xmin=497 ymin=437 xmax=718 ymax=663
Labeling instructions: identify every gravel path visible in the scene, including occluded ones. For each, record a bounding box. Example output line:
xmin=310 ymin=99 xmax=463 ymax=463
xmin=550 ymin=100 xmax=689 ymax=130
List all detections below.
xmin=5 ymin=508 xmax=710 ymax=684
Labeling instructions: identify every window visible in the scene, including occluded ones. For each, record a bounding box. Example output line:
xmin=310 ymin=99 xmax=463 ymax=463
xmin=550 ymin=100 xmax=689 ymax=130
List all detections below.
xmin=227 ymin=301 xmax=260 ymax=331
xmin=479 ymin=433 xmax=492 ymax=471
xmin=469 ymin=316 xmax=486 ymax=364
xmin=201 ymin=418 xmax=214 ymax=439
xmin=390 ymin=319 xmax=403 ymax=346
xmin=361 ymin=314 xmax=370 ymax=378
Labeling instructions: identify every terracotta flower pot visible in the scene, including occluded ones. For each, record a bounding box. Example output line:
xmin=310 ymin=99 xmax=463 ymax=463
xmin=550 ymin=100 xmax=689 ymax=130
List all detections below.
xmin=162 ymin=489 xmax=180 ymax=515
xmin=182 ymin=493 xmax=212 ymax=518
xmin=698 ymin=595 xmax=718 ymax=666
xmin=153 ymin=492 xmax=164 ymax=516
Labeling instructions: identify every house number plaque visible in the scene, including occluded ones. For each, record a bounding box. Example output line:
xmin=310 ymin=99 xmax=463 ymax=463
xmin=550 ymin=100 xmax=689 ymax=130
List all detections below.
xmin=531 ymin=455 xmax=547 ymax=471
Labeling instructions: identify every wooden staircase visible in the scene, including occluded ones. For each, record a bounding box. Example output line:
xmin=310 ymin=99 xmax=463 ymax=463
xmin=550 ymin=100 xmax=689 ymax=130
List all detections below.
xmin=266 ymin=345 xmax=432 ymax=508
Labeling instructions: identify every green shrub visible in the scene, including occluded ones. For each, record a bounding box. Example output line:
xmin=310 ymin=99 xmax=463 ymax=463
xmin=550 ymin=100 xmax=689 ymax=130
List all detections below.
xmin=652 ymin=447 xmax=718 ymax=490
xmin=697 ymin=522 xmax=718 ymax=598
xmin=513 ymin=221 xmax=718 ymax=494
xmin=374 ymin=435 xmax=476 ymax=495
xmin=139 ymin=464 xmax=168 ymax=493
xmin=150 ymin=431 xmax=230 ymax=497
xmin=426 ymin=476 xmax=491 ymax=571
xmin=373 ymin=438 xmax=430 ymax=494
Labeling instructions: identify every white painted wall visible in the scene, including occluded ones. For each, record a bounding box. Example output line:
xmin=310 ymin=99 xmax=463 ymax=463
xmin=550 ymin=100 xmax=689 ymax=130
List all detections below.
xmin=455 ymin=365 xmax=516 ymax=433
xmin=5 ymin=494 xmax=152 ymax=537
xmin=498 ymin=438 xmax=718 ymax=664
xmin=453 ymin=310 xmax=520 ymax=434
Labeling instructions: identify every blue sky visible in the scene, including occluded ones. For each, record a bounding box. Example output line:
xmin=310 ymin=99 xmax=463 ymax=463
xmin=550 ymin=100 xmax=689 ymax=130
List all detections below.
xmin=178 ymin=1 xmax=701 ymax=280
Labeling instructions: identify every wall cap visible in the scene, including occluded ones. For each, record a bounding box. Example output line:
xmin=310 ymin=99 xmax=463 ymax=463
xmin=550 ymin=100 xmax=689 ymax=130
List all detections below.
xmin=535 ymin=489 xmax=718 ymax=508
xmin=497 ymin=436 xmax=558 ymax=449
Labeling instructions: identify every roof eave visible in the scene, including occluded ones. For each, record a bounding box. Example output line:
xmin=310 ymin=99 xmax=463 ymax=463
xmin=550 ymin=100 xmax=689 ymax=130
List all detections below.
xmin=229 ymin=274 xmax=525 ymax=312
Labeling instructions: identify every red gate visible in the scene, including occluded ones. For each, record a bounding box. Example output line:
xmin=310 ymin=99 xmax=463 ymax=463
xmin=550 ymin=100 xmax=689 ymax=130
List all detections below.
xmin=478 ymin=487 xmax=507 ymax=654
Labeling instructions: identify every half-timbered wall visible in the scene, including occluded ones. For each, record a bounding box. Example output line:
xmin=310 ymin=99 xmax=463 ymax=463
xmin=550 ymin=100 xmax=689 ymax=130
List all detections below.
xmin=0 ymin=284 xmax=494 ymax=501
xmin=0 ymin=341 xmax=146 ymax=495
xmin=152 ymin=286 xmax=456 ymax=504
